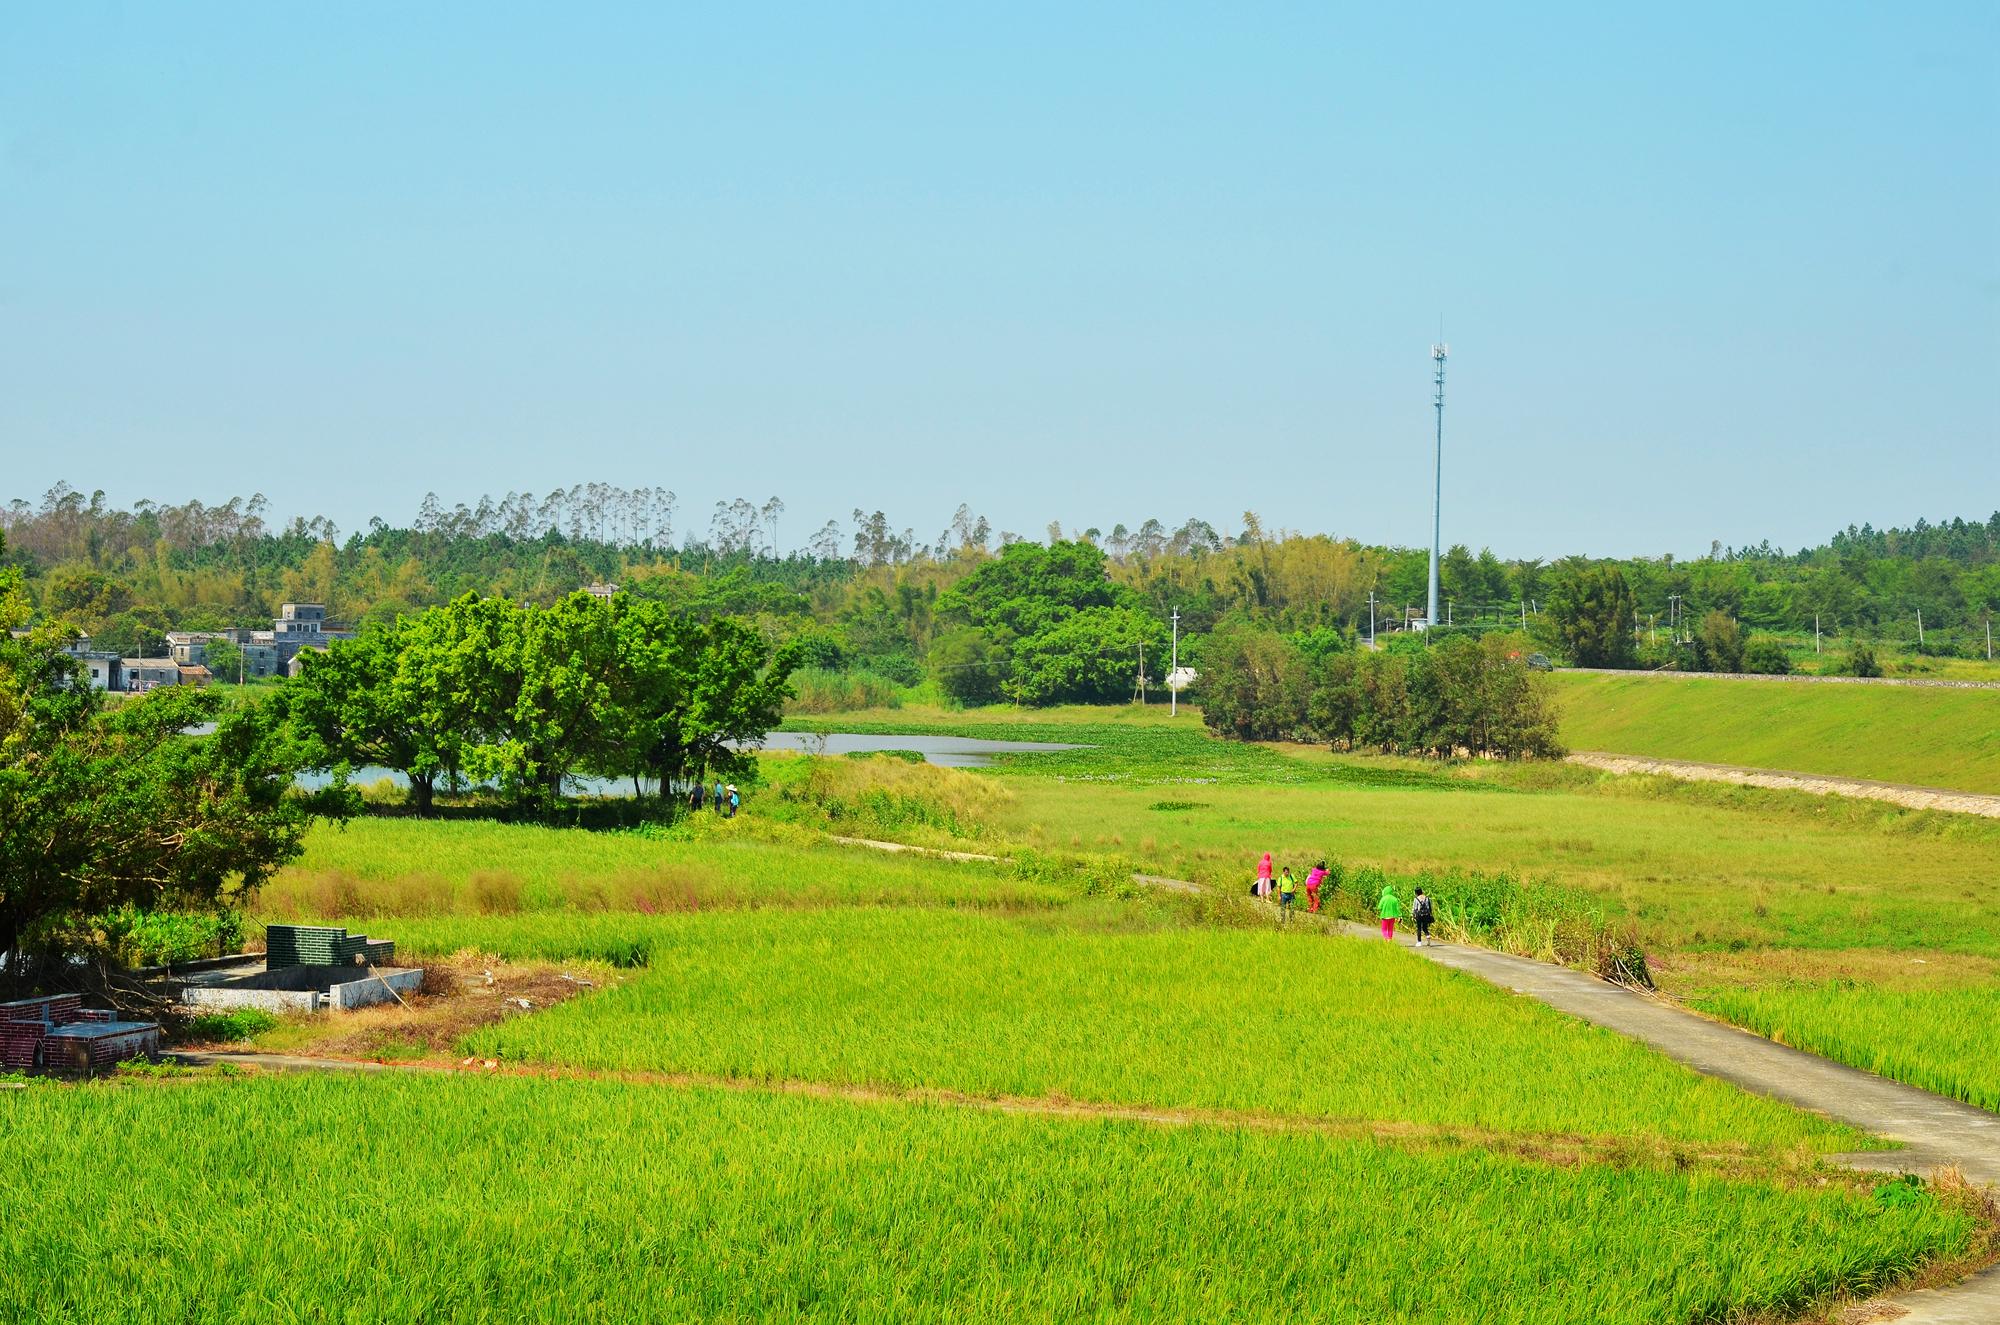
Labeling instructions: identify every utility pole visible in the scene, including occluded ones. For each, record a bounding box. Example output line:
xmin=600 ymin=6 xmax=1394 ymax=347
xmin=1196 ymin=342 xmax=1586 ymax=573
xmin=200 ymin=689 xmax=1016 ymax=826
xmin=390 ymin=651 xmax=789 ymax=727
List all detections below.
xmin=1987 ymin=612 xmax=1993 ymax=661
xmin=1814 ymin=613 xmax=1821 ymax=655
xmin=1135 ymin=640 xmax=1147 ymax=705
xmin=1425 ymin=343 xmax=1448 ymax=630
xmin=1369 ymin=591 xmax=1378 ymax=647
xmin=1917 ymin=608 xmax=1925 ymax=647
xmin=1520 ymin=598 xmax=1527 ymax=629
xmin=1169 ymin=608 xmax=1180 ymax=717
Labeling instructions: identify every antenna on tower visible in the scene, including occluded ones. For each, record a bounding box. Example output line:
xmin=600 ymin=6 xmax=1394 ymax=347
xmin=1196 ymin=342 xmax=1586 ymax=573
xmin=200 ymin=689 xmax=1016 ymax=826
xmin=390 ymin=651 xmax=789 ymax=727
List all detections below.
xmin=1425 ymin=341 xmax=1448 ymax=631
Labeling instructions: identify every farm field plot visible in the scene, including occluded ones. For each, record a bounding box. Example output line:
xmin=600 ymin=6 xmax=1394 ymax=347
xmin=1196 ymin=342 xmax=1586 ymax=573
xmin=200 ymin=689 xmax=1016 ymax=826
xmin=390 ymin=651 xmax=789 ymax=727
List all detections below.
xmin=461 ymin=907 xmax=1857 ymax=1152
xmin=1682 ymin=980 xmax=2000 ymax=1114
xmin=0 ymin=1073 xmax=1976 ymax=1325
xmin=774 ymin=704 xmax=2000 ymax=1109
xmin=260 ymin=816 xmax=1067 ymax=919
xmin=992 ymin=771 xmax=2000 ymax=956
xmin=1552 ymin=671 xmax=2000 ymax=795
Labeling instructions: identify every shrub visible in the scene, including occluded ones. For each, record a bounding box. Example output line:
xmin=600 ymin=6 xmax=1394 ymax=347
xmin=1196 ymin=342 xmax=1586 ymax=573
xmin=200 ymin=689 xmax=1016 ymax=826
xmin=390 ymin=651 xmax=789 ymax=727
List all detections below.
xmin=182 ymin=1009 xmax=278 ymax=1043
xmin=1741 ymin=636 xmax=1792 ymax=675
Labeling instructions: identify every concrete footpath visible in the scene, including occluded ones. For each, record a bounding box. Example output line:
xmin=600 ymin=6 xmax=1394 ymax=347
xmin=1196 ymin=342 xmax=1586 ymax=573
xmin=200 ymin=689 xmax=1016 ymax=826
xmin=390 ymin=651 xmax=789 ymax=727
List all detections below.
xmin=1343 ymin=922 xmax=2000 ymax=1322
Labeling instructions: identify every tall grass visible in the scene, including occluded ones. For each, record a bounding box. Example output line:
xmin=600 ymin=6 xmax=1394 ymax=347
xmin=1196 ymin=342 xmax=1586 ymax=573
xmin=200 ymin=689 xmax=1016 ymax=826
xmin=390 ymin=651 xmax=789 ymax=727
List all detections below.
xmin=460 ymin=907 xmax=1857 ymax=1150
xmin=785 ymin=667 xmax=905 ymax=714
xmin=257 ymin=818 xmax=1065 ymax=920
xmin=756 ymin=751 xmax=1013 ymax=843
xmin=0 ymin=1074 xmax=1971 ymax=1324
xmin=1692 ymin=982 xmax=2000 ymax=1113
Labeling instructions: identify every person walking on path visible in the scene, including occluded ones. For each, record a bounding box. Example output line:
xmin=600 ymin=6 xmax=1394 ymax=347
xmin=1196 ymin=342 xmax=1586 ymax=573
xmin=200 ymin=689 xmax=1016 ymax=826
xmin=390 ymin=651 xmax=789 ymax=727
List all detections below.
xmin=1412 ymin=887 xmax=1435 ymax=946
xmin=1377 ymin=884 xmax=1403 ymax=939
xmin=1278 ymin=866 xmax=1297 ymax=921
xmin=688 ymin=781 xmax=704 ymax=813
xmin=1304 ymin=861 xmax=1328 ymax=913
xmin=714 ymin=779 xmax=725 ymax=813
xmin=1254 ymin=852 xmax=1274 ymax=900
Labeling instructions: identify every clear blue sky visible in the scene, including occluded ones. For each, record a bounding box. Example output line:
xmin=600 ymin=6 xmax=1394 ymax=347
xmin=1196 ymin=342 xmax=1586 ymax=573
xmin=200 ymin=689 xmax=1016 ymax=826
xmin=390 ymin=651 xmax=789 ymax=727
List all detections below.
xmin=3 ymin=3 xmax=1994 ymax=559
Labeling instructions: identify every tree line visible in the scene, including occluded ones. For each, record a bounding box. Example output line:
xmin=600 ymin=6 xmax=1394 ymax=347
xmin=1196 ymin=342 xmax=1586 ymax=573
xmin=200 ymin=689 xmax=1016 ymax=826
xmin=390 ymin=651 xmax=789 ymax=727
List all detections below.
xmin=4 ymin=483 xmax=1997 ymax=685
xmin=1198 ymin=628 xmax=1563 ymax=759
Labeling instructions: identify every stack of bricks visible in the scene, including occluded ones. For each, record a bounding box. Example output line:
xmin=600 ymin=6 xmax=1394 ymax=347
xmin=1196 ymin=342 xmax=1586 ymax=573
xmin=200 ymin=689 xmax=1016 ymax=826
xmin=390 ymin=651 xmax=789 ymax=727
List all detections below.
xmin=265 ymin=925 xmax=394 ymax=969
xmin=0 ymin=994 xmax=87 ymax=1070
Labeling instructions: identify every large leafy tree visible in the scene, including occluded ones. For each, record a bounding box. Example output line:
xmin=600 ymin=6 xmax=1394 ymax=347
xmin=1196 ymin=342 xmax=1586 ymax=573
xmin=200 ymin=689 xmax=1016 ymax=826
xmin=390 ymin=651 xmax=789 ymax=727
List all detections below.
xmin=0 ymin=536 xmax=337 ymax=970
xmin=290 ymin=614 xmax=476 ymax=816
xmin=1003 ymin=606 xmax=1167 ymax=706
xmin=606 ymin=601 xmax=797 ymax=795
xmin=1543 ymin=563 xmax=1638 ymax=668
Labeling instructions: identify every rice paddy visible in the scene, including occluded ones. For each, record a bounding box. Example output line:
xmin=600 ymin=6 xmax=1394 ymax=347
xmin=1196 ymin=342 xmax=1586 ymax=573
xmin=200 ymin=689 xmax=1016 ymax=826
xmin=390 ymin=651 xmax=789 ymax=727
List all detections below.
xmin=0 ymin=1073 xmax=1977 ymax=1325
xmin=16 ymin=699 xmax=1997 ymax=1322
xmin=457 ymin=907 xmax=1858 ymax=1150
xmin=1688 ymin=983 xmax=2000 ymax=1113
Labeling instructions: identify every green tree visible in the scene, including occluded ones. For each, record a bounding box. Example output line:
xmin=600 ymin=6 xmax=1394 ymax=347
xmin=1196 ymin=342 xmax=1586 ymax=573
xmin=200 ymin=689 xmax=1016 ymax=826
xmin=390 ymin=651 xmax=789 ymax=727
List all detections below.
xmin=1543 ymin=564 xmax=1638 ymax=667
xmin=930 ymin=626 xmax=1010 ymax=706
xmin=1195 ymin=627 xmax=1312 ymax=741
xmin=603 ymin=599 xmax=798 ymax=797
xmin=203 ymin=638 xmax=245 ymax=684
xmin=1003 ymin=607 xmax=1166 ymax=706
xmin=1741 ymin=635 xmax=1791 ymax=675
xmin=289 ymin=616 xmax=474 ymax=816
xmin=1693 ymin=611 xmax=1746 ymax=673
xmin=1 ymin=538 xmax=338 ymax=969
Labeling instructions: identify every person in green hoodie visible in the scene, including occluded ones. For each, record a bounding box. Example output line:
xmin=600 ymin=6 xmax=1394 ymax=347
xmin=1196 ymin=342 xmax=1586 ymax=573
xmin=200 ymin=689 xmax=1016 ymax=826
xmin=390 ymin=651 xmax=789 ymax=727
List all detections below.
xmin=1377 ymin=884 xmax=1403 ymax=939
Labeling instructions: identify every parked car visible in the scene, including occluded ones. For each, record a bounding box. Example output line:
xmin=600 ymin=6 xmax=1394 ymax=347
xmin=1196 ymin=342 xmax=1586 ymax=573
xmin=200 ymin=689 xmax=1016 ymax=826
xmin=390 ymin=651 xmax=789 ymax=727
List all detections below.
xmin=1525 ymin=653 xmax=1554 ymax=671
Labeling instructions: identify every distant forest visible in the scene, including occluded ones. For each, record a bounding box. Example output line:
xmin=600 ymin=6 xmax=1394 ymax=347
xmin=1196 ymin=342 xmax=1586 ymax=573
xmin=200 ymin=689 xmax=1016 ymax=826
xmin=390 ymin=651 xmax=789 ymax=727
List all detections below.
xmin=3 ymin=482 xmax=1996 ymax=672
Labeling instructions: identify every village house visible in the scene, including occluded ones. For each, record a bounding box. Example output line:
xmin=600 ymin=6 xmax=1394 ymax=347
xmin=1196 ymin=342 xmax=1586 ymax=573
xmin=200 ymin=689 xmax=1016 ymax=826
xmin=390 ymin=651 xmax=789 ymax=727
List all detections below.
xmin=9 ymin=630 xmax=122 ymax=690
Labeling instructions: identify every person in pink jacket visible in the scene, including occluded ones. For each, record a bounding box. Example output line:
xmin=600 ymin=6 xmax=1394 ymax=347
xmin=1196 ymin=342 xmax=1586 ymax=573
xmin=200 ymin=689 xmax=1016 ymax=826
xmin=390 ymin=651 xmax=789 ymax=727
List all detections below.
xmin=1254 ymin=851 xmax=1274 ymax=899
xmin=1304 ymin=861 xmax=1328 ymax=913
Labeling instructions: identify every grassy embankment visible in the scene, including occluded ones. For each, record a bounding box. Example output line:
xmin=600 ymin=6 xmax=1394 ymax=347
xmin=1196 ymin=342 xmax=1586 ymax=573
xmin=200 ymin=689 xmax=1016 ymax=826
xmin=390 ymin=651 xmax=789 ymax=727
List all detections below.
xmin=1552 ymin=670 xmax=2000 ymax=795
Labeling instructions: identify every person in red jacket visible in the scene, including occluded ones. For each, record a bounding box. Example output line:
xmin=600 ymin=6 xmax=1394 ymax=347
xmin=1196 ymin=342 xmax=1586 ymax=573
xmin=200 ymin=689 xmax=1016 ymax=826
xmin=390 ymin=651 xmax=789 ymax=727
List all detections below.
xmin=1253 ymin=851 xmax=1274 ymax=899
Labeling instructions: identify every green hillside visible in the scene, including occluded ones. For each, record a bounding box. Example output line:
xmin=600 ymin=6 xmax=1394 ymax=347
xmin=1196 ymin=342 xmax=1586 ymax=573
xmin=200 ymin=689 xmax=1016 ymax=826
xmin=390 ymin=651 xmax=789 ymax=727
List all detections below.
xmin=1554 ymin=672 xmax=2000 ymax=795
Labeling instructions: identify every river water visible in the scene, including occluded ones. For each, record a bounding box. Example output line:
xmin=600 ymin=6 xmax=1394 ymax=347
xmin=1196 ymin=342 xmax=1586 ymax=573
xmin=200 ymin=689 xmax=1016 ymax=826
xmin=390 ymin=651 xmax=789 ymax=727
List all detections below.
xmin=296 ymin=730 xmax=1086 ymax=793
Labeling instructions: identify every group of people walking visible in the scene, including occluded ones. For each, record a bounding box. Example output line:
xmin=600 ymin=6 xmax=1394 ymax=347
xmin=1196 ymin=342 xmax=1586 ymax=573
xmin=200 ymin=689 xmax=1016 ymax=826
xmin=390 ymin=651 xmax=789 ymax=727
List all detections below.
xmin=688 ymin=780 xmax=741 ymax=817
xmin=1251 ymin=851 xmax=1436 ymax=945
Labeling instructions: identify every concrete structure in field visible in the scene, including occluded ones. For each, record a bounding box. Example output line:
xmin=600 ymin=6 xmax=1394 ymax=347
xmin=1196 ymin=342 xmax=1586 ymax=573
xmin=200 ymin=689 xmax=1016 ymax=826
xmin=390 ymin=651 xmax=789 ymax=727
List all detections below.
xmin=176 ymin=925 xmax=418 ymax=1014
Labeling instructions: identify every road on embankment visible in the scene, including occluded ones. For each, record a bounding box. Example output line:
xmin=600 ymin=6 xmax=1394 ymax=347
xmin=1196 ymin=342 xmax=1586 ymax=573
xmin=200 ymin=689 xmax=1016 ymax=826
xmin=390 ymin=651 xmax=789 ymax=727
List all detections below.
xmin=1552 ymin=668 xmax=2000 ymax=798
xmin=1568 ymin=751 xmax=2000 ymax=818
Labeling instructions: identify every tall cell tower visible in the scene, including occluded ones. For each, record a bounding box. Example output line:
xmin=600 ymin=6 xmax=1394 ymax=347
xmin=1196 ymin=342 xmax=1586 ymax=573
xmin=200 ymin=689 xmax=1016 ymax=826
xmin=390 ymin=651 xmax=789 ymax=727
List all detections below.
xmin=1425 ymin=342 xmax=1448 ymax=630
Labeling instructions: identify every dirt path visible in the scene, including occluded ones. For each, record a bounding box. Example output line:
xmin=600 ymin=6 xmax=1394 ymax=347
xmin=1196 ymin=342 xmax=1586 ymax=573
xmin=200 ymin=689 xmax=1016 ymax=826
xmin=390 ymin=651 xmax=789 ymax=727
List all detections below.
xmin=1568 ymin=751 xmax=2000 ymax=818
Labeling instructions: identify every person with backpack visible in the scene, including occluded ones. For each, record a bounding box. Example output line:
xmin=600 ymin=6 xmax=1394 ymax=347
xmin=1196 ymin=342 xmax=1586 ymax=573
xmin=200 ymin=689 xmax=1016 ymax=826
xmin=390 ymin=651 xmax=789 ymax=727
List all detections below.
xmin=1377 ymin=884 xmax=1403 ymax=939
xmin=1278 ymin=866 xmax=1297 ymax=920
xmin=1253 ymin=852 xmax=1274 ymax=899
xmin=1304 ymin=861 xmax=1328 ymax=913
xmin=726 ymin=785 xmax=741 ymax=818
xmin=1412 ymin=887 xmax=1435 ymax=946
xmin=688 ymin=781 xmax=705 ymax=813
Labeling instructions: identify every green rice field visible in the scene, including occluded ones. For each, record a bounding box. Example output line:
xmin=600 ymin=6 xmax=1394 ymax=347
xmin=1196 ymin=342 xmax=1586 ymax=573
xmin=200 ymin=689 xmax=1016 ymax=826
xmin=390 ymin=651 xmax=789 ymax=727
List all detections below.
xmin=0 ymin=1074 xmax=1974 ymax=1325
xmin=456 ymin=907 xmax=1854 ymax=1150
xmin=1689 ymin=983 xmax=2000 ymax=1114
